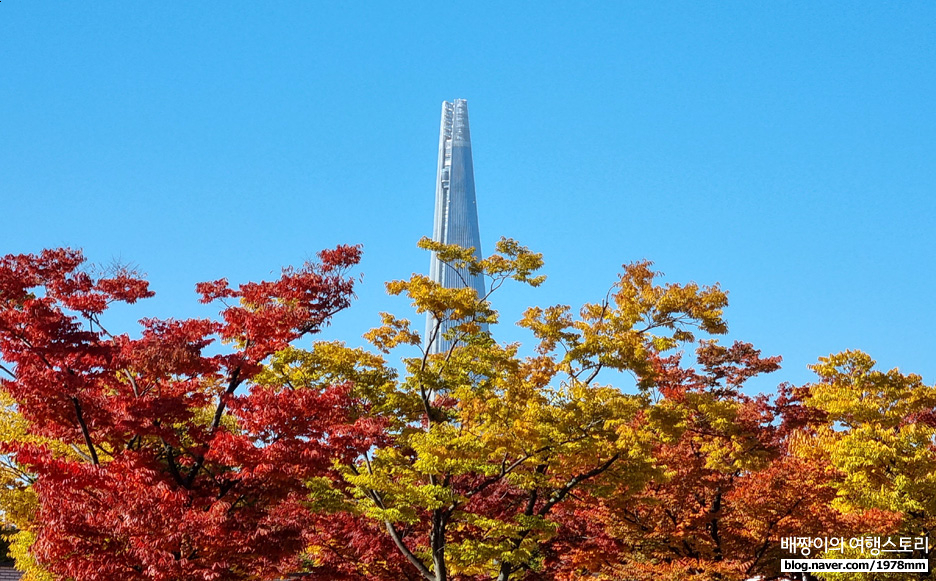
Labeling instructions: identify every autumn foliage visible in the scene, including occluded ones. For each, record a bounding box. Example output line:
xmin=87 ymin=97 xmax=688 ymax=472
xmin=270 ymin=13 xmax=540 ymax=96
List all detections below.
xmin=0 ymin=246 xmax=375 ymax=580
xmin=0 ymin=242 xmax=930 ymax=581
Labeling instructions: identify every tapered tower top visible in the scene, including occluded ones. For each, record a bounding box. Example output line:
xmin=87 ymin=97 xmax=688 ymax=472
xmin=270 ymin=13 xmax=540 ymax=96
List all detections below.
xmin=425 ymin=100 xmax=485 ymax=354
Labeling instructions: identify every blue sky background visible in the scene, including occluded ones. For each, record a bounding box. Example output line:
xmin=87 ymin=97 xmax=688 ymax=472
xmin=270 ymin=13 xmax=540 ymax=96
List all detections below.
xmin=2 ymin=2 xmax=934 ymax=392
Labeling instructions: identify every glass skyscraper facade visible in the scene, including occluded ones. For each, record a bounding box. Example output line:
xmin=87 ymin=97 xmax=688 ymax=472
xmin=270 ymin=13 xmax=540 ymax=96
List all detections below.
xmin=425 ymin=99 xmax=485 ymax=354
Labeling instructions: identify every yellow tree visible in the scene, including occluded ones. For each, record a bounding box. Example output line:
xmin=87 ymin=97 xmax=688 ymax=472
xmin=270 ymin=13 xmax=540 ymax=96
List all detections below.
xmin=0 ymin=392 xmax=54 ymax=581
xmin=794 ymin=350 xmax=936 ymax=579
xmin=261 ymin=238 xmax=729 ymax=581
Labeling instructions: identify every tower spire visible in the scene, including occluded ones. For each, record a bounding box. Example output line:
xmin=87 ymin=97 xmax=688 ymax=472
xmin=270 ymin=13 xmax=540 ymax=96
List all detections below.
xmin=425 ymin=99 xmax=485 ymax=354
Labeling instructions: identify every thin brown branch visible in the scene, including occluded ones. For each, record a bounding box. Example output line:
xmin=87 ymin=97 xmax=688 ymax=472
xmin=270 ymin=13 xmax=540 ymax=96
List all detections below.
xmin=161 ymin=439 xmax=186 ymax=487
xmin=71 ymin=396 xmax=99 ymax=465
xmin=0 ymin=363 xmax=16 ymax=380
xmin=538 ymin=453 xmax=621 ymax=517
xmin=385 ymin=520 xmax=436 ymax=581
xmin=354 ymin=470 xmax=436 ymax=581
xmin=187 ymin=364 xmax=244 ymax=487
xmin=123 ymin=369 xmax=140 ymax=398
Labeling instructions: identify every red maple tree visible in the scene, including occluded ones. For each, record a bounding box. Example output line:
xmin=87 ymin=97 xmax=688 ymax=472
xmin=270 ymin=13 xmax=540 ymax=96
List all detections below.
xmin=536 ymin=342 xmax=899 ymax=581
xmin=0 ymin=247 xmax=380 ymax=581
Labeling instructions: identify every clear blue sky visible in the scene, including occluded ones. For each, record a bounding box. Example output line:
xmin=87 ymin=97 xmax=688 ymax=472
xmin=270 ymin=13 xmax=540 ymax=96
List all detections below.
xmin=2 ymin=2 xmax=934 ymax=391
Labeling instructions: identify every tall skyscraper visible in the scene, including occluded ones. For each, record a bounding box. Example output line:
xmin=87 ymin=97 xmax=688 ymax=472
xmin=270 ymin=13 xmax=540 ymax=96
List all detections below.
xmin=425 ymin=99 xmax=485 ymax=354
